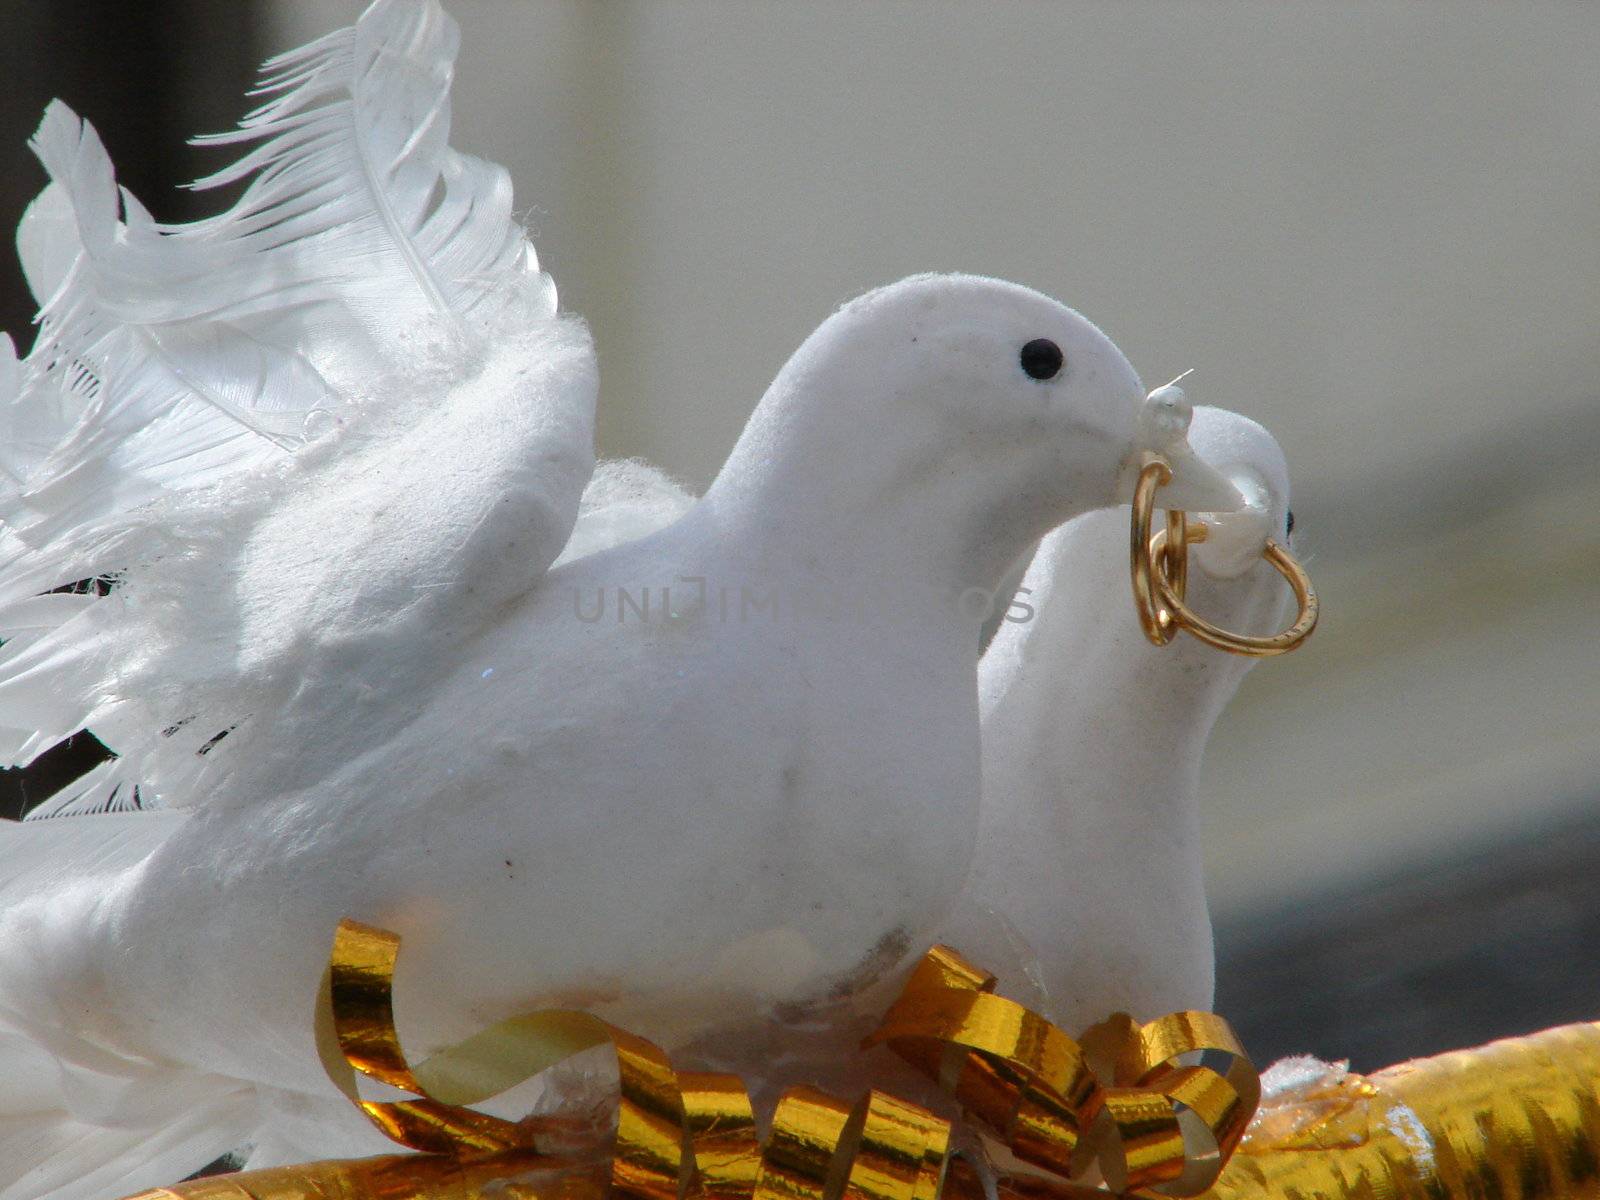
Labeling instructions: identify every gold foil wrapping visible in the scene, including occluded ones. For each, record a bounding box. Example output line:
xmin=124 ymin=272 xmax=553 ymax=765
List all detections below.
xmin=1204 ymin=1021 xmax=1600 ymax=1200
xmin=129 ymin=1151 xmax=603 ymax=1200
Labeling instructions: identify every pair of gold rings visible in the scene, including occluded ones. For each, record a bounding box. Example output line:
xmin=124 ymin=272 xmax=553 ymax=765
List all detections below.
xmin=1130 ymin=456 xmax=1318 ymax=657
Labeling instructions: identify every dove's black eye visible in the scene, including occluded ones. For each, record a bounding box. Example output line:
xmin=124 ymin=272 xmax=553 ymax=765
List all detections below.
xmin=1019 ymin=339 xmax=1063 ymax=381
xmin=1286 ymin=511 xmax=1296 ymax=537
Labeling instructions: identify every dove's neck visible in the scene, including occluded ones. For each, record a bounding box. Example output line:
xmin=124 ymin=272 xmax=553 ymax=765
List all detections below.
xmin=962 ymin=510 xmax=1270 ymax=1021
xmin=701 ymin=376 xmax=1099 ymax=609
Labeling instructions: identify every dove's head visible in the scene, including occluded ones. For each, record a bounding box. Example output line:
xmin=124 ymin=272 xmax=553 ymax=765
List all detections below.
xmin=711 ymin=273 xmax=1240 ymax=591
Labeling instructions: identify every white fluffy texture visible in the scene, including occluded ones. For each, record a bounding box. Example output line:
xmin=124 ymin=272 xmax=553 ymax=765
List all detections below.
xmin=1257 ymin=1054 xmax=1348 ymax=1100
xmin=0 ymin=813 xmax=263 ymax=1198
xmin=1383 ymin=1101 xmax=1436 ymax=1170
xmin=942 ymin=406 xmax=1294 ymax=1026
xmin=0 ymin=3 xmax=1243 ymax=1194
xmin=1245 ymin=1055 xmax=1438 ymax=1172
xmin=552 ymin=458 xmax=694 ymax=568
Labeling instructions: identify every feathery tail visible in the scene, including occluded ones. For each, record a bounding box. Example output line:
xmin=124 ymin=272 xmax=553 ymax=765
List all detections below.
xmin=0 ymin=813 xmax=258 ymax=1199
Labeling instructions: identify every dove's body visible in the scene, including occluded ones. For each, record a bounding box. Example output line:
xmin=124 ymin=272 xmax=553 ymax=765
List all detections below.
xmin=100 ymin=512 xmax=982 ymax=1087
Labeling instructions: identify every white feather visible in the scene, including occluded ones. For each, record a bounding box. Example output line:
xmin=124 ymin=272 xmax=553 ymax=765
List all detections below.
xmin=12 ymin=108 xmax=328 ymax=544
xmin=0 ymin=0 xmax=594 ymax=828
xmin=0 ymin=816 xmax=261 ymax=1200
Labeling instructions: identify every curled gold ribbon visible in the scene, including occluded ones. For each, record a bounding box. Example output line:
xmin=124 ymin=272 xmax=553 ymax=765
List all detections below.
xmin=122 ymin=924 xmax=1600 ymax=1200
xmin=125 ymin=923 xmax=1254 ymax=1200
xmin=311 ymin=920 xmax=956 ymax=1200
xmin=865 ymin=947 xmax=1258 ymax=1196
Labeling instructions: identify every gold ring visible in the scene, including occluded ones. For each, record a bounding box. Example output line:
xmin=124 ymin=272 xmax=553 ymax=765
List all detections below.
xmin=1130 ymin=455 xmax=1319 ymax=657
xmin=1130 ymin=456 xmax=1181 ymax=645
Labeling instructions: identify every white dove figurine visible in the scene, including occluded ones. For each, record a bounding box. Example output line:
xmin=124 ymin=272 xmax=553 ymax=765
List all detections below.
xmin=0 ymin=1 xmax=1241 ymax=1193
xmin=949 ymin=402 xmax=1294 ymax=1024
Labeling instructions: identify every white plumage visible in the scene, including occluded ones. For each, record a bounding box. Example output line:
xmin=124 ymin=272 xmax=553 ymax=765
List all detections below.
xmin=0 ymin=1 xmax=1247 ymax=1194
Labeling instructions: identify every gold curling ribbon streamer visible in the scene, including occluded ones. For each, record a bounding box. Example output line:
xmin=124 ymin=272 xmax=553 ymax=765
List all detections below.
xmin=133 ymin=1020 xmax=1600 ymax=1200
xmin=315 ymin=920 xmax=953 ymax=1200
xmin=121 ymin=925 xmax=1600 ymax=1200
xmin=864 ymin=947 xmax=1258 ymax=1196
xmin=125 ymin=924 xmax=1253 ymax=1200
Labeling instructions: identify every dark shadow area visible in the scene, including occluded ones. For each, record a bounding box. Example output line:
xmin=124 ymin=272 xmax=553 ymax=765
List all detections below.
xmin=1216 ymin=804 xmax=1600 ymax=1071
xmin=0 ymin=3 xmax=263 ymax=343
xmin=0 ymin=732 xmax=112 ymax=821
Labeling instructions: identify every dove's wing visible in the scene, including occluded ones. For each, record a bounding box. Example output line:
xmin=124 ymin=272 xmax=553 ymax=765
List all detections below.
xmin=0 ymin=0 xmax=596 ymax=815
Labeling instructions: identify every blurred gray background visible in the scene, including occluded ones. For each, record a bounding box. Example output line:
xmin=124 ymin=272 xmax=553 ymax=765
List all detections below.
xmin=1 ymin=1 xmax=1596 ymax=1070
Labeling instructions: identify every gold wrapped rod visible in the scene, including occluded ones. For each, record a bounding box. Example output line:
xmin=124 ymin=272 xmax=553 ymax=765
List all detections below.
xmin=1204 ymin=1021 xmax=1600 ymax=1200
xmin=130 ymin=1151 xmax=602 ymax=1200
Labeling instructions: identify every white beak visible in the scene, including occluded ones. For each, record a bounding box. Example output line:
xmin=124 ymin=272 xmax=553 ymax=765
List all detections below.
xmin=1124 ymin=384 xmax=1245 ymax=512
xmin=1158 ymin=441 xmax=1247 ymax=511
